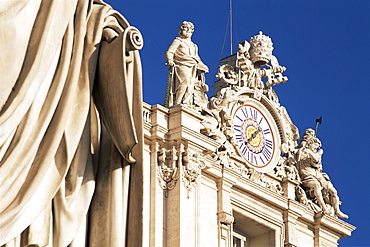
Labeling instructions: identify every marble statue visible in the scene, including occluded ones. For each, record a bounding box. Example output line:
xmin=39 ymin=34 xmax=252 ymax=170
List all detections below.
xmin=164 ymin=21 xmax=209 ymax=108
xmin=296 ymin=129 xmax=348 ymax=218
xmin=0 ymin=1 xmax=143 ymax=246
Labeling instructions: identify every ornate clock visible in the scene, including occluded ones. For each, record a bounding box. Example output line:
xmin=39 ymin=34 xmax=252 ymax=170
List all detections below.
xmin=233 ymin=102 xmax=280 ymax=173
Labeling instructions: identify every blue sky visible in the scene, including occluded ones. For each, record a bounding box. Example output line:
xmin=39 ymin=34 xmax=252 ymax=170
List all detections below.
xmin=106 ymin=1 xmax=369 ymax=245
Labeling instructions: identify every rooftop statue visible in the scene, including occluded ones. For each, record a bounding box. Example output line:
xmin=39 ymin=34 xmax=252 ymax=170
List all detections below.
xmin=296 ymin=129 xmax=348 ymax=218
xmin=0 ymin=1 xmax=143 ymax=246
xmin=164 ymin=21 xmax=209 ymax=108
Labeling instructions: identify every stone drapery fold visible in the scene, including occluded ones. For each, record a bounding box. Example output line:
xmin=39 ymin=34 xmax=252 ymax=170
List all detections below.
xmin=0 ymin=0 xmax=143 ymax=246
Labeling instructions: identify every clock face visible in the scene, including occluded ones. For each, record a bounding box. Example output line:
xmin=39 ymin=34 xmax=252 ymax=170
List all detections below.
xmin=233 ymin=104 xmax=276 ymax=171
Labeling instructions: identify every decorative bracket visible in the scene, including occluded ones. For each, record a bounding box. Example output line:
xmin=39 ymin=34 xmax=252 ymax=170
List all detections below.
xmin=157 ymin=146 xmax=179 ymax=196
xmin=182 ymin=151 xmax=206 ymax=198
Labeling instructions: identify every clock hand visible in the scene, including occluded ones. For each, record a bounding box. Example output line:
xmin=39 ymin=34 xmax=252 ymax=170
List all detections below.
xmin=245 ymin=128 xmax=261 ymax=145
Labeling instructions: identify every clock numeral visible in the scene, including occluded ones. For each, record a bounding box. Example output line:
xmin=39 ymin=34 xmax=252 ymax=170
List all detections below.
xmin=236 ymin=115 xmax=243 ymax=122
xmin=263 ymin=129 xmax=271 ymax=135
xmin=260 ymin=156 xmax=266 ymax=165
xmin=234 ymin=125 xmax=241 ymax=132
xmin=235 ymin=134 xmax=243 ymax=142
xmin=241 ymin=145 xmax=248 ymax=156
xmin=258 ymin=116 xmax=264 ymax=125
xmin=250 ymin=153 xmax=260 ymax=166
xmin=262 ymin=147 xmax=272 ymax=161
xmin=241 ymin=107 xmax=249 ymax=118
xmin=250 ymin=108 xmax=258 ymax=120
xmin=265 ymin=139 xmax=273 ymax=150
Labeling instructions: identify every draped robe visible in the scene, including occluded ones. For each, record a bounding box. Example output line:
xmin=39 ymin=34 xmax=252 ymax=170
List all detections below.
xmin=0 ymin=0 xmax=144 ymax=246
xmin=165 ymin=37 xmax=208 ymax=107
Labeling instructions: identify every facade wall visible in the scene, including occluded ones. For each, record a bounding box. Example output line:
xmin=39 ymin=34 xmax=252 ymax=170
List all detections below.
xmin=143 ymin=102 xmax=355 ymax=247
xmin=199 ymin=175 xmax=219 ymax=247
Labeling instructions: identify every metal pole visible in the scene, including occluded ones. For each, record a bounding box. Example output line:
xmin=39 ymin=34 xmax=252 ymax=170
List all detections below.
xmin=230 ymin=0 xmax=232 ymax=54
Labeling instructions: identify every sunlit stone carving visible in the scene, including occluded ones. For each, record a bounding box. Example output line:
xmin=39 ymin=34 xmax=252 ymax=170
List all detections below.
xmin=0 ymin=1 xmax=143 ymax=246
xmin=296 ymin=129 xmax=348 ymax=218
xmin=216 ymin=31 xmax=288 ymax=90
xmin=164 ymin=21 xmax=209 ymax=108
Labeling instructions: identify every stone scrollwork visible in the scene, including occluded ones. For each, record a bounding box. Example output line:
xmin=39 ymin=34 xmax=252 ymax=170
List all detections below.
xmin=157 ymin=147 xmax=179 ymax=194
xmin=200 ymin=112 xmax=225 ymax=142
xmin=214 ymin=144 xmax=249 ymax=179
xmin=201 ymin=88 xmax=243 ymax=145
xmin=200 ymin=88 xmax=240 ymax=144
xmin=214 ymin=145 xmax=233 ymax=168
xmin=272 ymin=105 xmax=301 ymax=182
xmin=213 ymin=144 xmax=284 ymax=194
xmin=262 ymin=61 xmax=288 ymax=87
xmin=215 ymin=64 xmax=238 ymax=85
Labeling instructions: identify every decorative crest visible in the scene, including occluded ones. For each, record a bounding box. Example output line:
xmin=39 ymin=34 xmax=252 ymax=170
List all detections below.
xmin=249 ymin=31 xmax=273 ymax=66
xmin=216 ymin=31 xmax=288 ymax=90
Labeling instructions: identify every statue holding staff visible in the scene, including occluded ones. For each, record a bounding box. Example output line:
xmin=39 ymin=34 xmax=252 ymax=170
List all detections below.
xmin=165 ymin=21 xmax=209 ymax=107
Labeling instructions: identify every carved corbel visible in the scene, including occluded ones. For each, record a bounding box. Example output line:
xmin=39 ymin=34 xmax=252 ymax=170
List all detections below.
xmin=182 ymin=150 xmax=206 ymax=198
xmin=157 ymin=146 xmax=179 ymax=195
